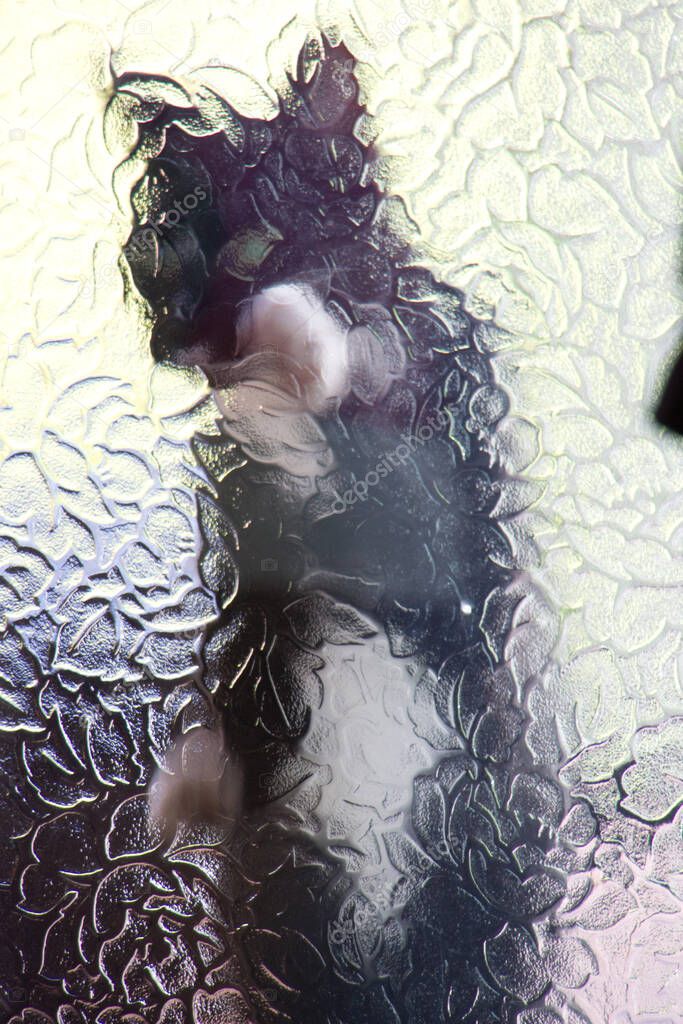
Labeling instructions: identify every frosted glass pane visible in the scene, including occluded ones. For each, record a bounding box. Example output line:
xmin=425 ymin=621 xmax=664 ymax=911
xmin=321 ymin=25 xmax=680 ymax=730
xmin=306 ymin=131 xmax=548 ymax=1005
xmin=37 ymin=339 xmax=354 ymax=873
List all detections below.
xmin=0 ymin=4 xmax=681 ymax=1024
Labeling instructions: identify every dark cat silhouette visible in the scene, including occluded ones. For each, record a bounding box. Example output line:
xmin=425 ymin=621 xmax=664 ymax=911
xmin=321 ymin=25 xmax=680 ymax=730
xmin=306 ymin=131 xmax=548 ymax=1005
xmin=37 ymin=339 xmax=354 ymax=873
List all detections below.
xmin=121 ymin=37 xmax=568 ymax=1024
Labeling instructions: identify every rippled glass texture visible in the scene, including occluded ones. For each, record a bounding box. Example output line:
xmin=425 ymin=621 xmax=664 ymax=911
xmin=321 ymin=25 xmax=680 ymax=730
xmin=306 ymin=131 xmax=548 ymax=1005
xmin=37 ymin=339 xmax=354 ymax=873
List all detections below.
xmin=0 ymin=4 xmax=682 ymax=1024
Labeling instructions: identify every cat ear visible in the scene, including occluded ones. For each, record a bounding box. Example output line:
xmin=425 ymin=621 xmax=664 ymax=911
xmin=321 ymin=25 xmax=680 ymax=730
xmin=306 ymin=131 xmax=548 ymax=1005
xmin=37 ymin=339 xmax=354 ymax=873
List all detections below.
xmin=290 ymin=36 xmax=363 ymax=134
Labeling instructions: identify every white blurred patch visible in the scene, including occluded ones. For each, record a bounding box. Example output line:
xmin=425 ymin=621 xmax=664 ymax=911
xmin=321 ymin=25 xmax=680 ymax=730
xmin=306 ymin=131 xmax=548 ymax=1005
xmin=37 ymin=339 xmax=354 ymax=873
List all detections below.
xmin=234 ymin=283 xmax=350 ymax=414
xmin=148 ymin=724 xmax=243 ymax=834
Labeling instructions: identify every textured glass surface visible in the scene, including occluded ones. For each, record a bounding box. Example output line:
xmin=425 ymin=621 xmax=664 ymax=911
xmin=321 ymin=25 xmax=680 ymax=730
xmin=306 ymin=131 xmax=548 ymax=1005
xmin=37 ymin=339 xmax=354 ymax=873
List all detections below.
xmin=0 ymin=3 xmax=682 ymax=1024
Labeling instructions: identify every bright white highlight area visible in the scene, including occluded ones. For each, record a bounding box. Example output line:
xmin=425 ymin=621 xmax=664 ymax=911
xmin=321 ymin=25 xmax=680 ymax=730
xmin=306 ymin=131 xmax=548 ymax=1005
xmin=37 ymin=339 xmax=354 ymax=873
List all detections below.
xmin=235 ymin=283 xmax=350 ymax=414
